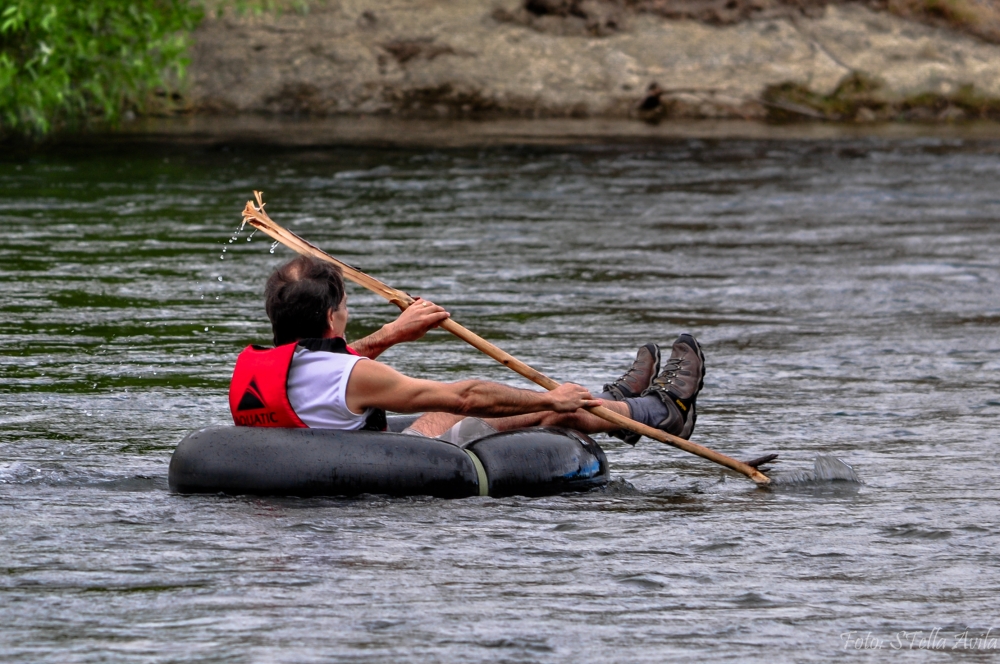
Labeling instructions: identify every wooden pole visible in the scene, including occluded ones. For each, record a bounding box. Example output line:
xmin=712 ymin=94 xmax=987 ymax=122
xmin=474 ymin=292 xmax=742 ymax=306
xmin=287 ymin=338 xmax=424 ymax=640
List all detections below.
xmin=241 ymin=192 xmax=771 ymax=485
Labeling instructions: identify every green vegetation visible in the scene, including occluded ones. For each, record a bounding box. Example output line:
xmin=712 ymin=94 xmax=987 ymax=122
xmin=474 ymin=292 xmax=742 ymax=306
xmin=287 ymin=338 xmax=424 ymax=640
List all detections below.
xmin=0 ymin=0 xmax=322 ymax=139
xmin=762 ymin=72 xmax=887 ymax=122
xmin=762 ymin=72 xmax=1000 ymax=123
xmin=0 ymin=0 xmax=203 ymax=138
xmin=200 ymin=0 xmax=311 ymax=17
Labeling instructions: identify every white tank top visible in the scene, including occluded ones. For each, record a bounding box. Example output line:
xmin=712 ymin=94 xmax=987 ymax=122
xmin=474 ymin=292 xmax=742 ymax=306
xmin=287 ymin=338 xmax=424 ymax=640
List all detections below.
xmin=286 ymin=347 xmax=372 ymax=430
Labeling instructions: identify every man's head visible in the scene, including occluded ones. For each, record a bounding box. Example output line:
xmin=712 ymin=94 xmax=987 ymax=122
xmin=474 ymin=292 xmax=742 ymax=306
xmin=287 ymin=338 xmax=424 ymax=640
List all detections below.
xmin=265 ymin=256 xmax=346 ymax=346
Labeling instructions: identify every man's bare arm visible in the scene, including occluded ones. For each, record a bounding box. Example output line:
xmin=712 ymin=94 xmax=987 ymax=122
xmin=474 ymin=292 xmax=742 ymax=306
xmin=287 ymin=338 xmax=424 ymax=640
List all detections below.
xmin=349 ymin=298 xmax=450 ymax=359
xmin=345 ymin=360 xmax=600 ymax=417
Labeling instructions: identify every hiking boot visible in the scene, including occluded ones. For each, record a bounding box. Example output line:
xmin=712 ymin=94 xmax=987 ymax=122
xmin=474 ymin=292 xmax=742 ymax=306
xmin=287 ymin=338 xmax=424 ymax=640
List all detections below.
xmin=603 ymin=343 xmax=660 ymax=445
xmin=641 ymin=333 xmax=705 ymax=440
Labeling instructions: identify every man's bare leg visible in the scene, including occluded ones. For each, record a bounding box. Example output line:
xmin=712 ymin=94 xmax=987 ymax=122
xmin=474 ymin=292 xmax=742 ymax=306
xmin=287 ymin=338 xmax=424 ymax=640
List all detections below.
xmin=482 ymin=400 xmax=631 ymax=434
xmin=406 ymin=412 xmax=465 ymax=438
xmin=406 ymin=399 xmax=630 ymax=438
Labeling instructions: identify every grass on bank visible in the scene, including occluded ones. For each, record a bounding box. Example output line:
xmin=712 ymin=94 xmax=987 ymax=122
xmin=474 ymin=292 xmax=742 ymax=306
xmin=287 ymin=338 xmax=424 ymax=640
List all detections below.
xmin=762 ymin=72 xmax=1000 ymax=123
xmin=0 ymin=0 xmax=330 ymax=140
xmin=0 ymin=1 xmax=205 ymax=138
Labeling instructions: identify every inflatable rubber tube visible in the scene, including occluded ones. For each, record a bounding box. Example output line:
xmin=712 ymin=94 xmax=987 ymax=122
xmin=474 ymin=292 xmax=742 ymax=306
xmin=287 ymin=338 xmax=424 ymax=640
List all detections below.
xmin=168 ymin=425 xmax=608 ymax=498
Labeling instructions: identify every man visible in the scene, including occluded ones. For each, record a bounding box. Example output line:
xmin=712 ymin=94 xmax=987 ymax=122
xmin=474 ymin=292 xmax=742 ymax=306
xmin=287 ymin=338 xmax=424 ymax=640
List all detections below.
xmin=230 ymin=256 xmax=704 ymax=446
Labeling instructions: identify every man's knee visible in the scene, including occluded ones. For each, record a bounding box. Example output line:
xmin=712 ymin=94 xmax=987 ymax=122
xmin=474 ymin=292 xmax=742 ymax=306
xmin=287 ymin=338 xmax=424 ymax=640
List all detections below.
xmin=406 ymin=412 xmax=462 ymax=438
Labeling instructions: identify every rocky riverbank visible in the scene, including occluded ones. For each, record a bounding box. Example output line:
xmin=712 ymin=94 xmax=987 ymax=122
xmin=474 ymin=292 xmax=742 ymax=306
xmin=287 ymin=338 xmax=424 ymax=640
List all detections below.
xmin=184 ymin=0 xmax=1000 ymax=123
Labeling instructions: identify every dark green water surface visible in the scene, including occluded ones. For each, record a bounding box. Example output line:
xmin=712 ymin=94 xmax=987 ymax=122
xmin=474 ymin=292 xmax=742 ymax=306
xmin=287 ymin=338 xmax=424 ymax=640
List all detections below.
xmin=2 ymin=137 xmax=999 ymax=661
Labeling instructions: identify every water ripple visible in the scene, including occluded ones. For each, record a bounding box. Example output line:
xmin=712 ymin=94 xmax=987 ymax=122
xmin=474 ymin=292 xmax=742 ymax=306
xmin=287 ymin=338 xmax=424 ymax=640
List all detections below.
xmin=1 ymin=138 xmax=999 ymax=662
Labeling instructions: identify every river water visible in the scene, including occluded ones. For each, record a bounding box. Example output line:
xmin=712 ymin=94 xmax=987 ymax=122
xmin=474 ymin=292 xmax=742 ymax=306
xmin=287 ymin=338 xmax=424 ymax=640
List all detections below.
xmin=2 ymin=131 xmax=999 ymax=661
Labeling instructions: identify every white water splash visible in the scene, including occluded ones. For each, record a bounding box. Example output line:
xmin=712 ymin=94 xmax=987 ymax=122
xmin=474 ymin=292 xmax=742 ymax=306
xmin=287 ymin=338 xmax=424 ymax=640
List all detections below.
xmin=771 ymin=455 xmax=862 ymax=485
xmin=0 ymin=462 xmax=40 ymax=484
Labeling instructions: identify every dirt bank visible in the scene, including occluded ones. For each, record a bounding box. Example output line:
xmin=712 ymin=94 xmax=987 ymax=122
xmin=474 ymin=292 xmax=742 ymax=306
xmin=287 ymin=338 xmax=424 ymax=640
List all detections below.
xmin=185 ymin=0 xmax=1000 ymax=122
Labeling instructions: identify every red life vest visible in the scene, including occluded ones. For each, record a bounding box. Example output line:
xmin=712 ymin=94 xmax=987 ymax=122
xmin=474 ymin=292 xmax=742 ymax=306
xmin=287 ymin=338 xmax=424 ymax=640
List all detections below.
xmin=229 ymin=342 xmax=306 ymax=428
xmin=229 ymin=338 xmax=385 ymax=430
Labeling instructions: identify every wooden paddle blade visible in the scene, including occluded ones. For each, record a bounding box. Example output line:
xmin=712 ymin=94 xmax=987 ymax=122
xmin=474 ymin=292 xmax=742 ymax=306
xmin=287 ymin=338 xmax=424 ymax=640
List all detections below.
xmin=241 ymin=194 xmax=414 ymax=308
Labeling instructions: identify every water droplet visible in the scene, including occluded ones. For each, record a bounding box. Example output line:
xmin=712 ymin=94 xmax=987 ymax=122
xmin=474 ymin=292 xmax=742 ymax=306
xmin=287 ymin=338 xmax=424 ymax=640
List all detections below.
xmin=217 ymin=276 xmax=223 ymax=282
xmin=270 ymin=241 xmax=279 ymax=254
xmin=220 ymin=255 xmax=224 ymax=260
xmin=204 ymin=327 xmax=209 ymax=332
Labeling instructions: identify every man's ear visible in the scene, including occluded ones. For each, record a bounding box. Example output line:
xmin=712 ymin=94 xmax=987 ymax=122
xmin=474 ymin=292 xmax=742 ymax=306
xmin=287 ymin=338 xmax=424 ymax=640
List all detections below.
xmin=326 ymin=307 xmax=337 ymax=330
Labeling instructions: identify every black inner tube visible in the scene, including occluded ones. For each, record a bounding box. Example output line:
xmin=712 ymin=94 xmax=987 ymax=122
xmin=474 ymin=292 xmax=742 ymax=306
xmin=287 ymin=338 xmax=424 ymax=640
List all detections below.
xmin=168 ymin=423 xmax=609 ymax=499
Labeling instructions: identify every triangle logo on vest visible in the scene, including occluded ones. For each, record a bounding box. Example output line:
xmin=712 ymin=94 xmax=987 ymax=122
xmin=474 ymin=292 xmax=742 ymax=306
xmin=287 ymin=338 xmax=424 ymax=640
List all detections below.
xmin=237 ymin=378 xmax=267 ymax=411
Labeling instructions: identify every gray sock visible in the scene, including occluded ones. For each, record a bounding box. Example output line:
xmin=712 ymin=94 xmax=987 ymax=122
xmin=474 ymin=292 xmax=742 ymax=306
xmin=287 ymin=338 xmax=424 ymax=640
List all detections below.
xmin=600 ymin=389 xmax=672 ymax=426
xmin=621 ymin=394 xmax=672 ymax=428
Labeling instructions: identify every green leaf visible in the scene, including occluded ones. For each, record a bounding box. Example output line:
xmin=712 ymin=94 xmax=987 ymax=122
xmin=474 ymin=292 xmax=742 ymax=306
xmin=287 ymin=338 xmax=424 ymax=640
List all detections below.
xmin=0 ymin=0 xmax=204 ymax=139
